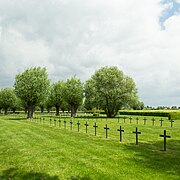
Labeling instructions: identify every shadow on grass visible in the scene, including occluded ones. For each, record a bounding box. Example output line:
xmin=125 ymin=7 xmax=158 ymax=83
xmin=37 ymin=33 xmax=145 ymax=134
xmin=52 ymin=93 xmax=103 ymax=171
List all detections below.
xmin=7 ymin=117 xmax=27 ymax=120
xmin=0 ymin=168 xmax=93 ymax=180
xmin=0 ymin=168 xmax=59 ymax=180
xmin=123 ymin=139 xmax=180 ymax=177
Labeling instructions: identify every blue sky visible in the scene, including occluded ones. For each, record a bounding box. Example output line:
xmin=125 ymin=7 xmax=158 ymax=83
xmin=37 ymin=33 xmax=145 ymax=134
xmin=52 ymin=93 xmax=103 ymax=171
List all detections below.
xmin=0 ymin=0 xmax=180 ymax=107
xmin=160 ymin=0 xmax=180 ymax=27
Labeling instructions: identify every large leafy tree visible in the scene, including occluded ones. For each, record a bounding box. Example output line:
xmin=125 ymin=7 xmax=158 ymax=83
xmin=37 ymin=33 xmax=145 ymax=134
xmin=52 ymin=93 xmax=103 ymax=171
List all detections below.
xmin=50 ymin=81 xmax=65 ymax=116
xmin=14 ymin=67 xmax=50 ymax=118
xmin=84 ymin=66 xmax=139 ymax=118
xmin=0 ymin=88 xmax=17 ymax=114
xmin=64 ymin=76 xmax=83 ymax=117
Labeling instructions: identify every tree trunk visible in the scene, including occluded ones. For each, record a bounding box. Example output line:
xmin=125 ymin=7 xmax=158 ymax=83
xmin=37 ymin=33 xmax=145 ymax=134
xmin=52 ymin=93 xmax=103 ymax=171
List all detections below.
xmin=56 ymin=105 xmax=60 ymax=116
xmin=27 ymin=106 xmax=34 ymax=119
xmin=47 ymin=107 xmax=51 ymax=114
xmin=4 ymin=108 xmax=8 ymax=115
xmin=41 ymin=106 xmax=44 ymax=113
xmin=71 ymin=105 xmax=76 ymax=118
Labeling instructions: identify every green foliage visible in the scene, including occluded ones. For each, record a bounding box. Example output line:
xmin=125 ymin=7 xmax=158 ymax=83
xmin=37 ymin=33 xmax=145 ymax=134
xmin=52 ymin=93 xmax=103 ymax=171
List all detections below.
xmin=0 ymin=88 xmax=17 ymax=114
xmin=85 ymin=66 xmax=139 ymax=118
xmin=14 ymin=67 xmax=50 ymax=118
xmin=50 ymin=81 xmax=65 ymax=116
xmin=169 ymin=112 xmax=180 ymax=120
xmin=64 ymin=76 xmax=83 ymax=117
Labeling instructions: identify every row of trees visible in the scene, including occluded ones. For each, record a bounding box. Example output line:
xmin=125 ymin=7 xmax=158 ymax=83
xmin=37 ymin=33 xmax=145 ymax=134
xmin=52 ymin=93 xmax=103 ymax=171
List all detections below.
xmin=0 ymin=66 xmax=143 ymax=118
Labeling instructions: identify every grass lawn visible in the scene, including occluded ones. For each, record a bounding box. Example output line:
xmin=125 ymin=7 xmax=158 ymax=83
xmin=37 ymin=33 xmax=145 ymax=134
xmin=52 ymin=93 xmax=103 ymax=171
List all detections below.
xmin=0 ymin=114 xmax=180 ymax=179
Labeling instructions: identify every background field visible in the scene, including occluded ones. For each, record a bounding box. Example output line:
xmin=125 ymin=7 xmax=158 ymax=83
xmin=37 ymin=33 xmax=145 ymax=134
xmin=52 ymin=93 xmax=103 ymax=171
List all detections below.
xmin=0 ymin=114 xmax=180 ymax=179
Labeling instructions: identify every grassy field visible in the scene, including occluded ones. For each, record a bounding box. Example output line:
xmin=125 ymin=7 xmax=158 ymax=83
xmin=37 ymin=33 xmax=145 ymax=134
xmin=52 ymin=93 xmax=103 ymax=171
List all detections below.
xmin=0 ymin=114 xmax=180 ymax=180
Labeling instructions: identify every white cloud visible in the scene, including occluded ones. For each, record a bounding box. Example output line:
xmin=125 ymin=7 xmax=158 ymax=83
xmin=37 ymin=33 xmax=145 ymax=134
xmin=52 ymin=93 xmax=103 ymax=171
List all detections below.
xmin=0 ymin=0 xmax=180 ymax=106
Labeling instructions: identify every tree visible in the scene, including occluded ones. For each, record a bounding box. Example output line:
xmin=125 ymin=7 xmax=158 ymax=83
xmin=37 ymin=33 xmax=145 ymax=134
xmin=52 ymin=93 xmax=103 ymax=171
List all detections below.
xmin=50 ymin=81 xmax=65 ymax=116
xmin=0 ymin=88 xmax=17 ymax=114
xmin=64 ymin=76 xmax=83 ymax=117
xmin=14 ymin=67 xmax=50 ymax=118
xmin=85 ymin=66 xmax=139 ymax=118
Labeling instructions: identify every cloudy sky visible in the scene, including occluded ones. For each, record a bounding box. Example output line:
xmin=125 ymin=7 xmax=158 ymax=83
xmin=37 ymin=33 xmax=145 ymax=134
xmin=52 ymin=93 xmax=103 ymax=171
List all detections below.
xmin=0 ymin=0 xmax=180 ymax=107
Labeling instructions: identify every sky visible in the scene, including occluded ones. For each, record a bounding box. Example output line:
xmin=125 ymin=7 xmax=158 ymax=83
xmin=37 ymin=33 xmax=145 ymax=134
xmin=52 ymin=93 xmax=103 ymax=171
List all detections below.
xmin=0 ymin=0 xmax=180 ymax=107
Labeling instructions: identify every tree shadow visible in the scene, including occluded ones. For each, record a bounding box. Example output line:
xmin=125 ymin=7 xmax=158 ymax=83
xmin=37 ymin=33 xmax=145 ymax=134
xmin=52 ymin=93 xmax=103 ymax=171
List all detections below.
xmin=0 ymin=168 xmax=59 ymax=180
xmin=7 ymin=117 xmax=27 ymax=120
xmin=0 ymin=168 xmax=93 ymax=180
xmin=123 ymin=139 xmax=180 ymax=177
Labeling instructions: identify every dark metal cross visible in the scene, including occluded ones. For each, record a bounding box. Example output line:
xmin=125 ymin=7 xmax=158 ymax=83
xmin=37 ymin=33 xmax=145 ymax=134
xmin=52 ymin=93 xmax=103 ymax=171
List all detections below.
xmin=64 ymin=119 xmax=66 ymax=129
xmin=104 ymin=124 xmax=110 ymax=138
xmin=93 ymin=123 xmax=98 ymax=136
xmin=123 ymin=117 xmax=126 ymax=123
xmin=160 ymin=130 xmax=171 ymax=151
xmin=169 ymin=119 xmax=174 ymax=127
xmin=43 ymin=117 xmax=45 ymax=124
xmin=70 ymin=120 xmax=73 ymax=130
xmin=129 ymin=117 xmax=132 ymax=124
xmin=118 ymin=117 xmax=120 ymax=123
xmin=54 ymin=119 xmax=56 ymax=127
xmin=84 ymin=121 xmax=89 ymax=133
xmin=133 ymin=127 xmax=141 ymax=145
xmin=143 ymin=117 xmax=147 ymax=125
xmin=117 ymin=126 xmax=124 ymax=142
xmin=40 ymin=117 xmax=42 ymax=124
xmin=136 ymin=117 xmax=139 ymax=124
xmin=159 ymin=118 xmax=164 ymax=127
xmin=77 ymin=120 xmax=80 ymax=132
xmin=152 ymin=117 xmax=155 ymax=126
xmin=59 ymin=120 xmax=61 ymax=128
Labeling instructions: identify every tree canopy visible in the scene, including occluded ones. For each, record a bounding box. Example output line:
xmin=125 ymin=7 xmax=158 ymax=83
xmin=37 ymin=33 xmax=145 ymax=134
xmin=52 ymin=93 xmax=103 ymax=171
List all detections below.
xmin=0 ymin=88 xmax=17 ymax=114
xmin=64 ymin=76 xmax=83 ymax=117
xmin=14 ymin=67 xmax=50 ymax=118
xmin=84 ymin=66 xmax=139 ymax=117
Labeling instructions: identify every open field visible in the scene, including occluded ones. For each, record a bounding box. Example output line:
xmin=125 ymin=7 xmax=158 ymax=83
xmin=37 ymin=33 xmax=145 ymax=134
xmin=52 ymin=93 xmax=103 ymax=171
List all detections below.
xmin=0 ymin=114 xmax=180 ymax=179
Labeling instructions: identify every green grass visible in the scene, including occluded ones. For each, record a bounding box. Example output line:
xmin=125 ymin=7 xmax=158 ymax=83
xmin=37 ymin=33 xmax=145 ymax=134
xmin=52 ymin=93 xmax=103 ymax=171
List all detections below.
xmin=0 ymin=114 xmax=180 ymax=180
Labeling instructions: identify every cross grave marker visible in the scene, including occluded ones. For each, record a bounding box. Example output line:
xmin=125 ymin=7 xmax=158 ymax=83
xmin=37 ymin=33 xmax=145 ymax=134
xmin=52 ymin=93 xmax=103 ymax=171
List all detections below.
xmin=70 ymin=120 xmax=73 ymax=130
xmin=136 ymin=117 xmax=139 ymax=124
xmin=129 ymin=117 xmax=132 ymax=124
xmin=169 ymin=119 xmax=174 ymax=127
xmin=64 ymin=119 xmax=66 ymax=129
xmin=143 ymin=117 xmax=147 ymax=125
xmin=104 ymin=124 xmax=110 ymax=138
xmin=77 ymin=120 xmax=80 ymax=132
xmin=133 ymin=127 xmax=141 ymax=145
xmin=117 ymin=126 xmax=124 ymax=142
xmin=93 ymin=123 xmax=98 ymax=136
xmin=160 ymin=130 xmax=171 ymax=151
xmin=152 ymin=117 xmax=155 ymax=126
xmin=84 ymin=121 xmax=89 ymax=134
xmin=159 ymin=118 xmax=164 ymax=127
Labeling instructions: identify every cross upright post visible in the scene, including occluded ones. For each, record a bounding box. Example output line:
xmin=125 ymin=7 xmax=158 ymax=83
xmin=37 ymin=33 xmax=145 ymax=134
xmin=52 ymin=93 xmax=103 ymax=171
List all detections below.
xmin=123 ymin=117 xmax=126 ymax=123
xmin=70 ymin=120 xmax=73 ymax=130
xmin=143 ymin=117 xmax=147 ymax=125
xmin=64 ymin=119 xmax=66 ymax=129
xmin=160 ymin=130 xmax=171 ymax=151
xmin=152 ymin=117 xmax=155 ymax=126
xmin=136 ymin=117 xmax=139 ymax=124
xmin=159 ymin=118 xmax=164 ymax=127
xmin=77 ymin=120 xmax=80 ymax=132
xmin=59 ymin=120 xmax=61 ymax=128
xmin=133 ymin=127 xmax=141 ymax=145
xmin=129 ymin=117 xmax=132 ymax=124
xmin=93 ymin=123 xmax=98 ymax=136
xmin=84 ymin=121 xmax=89 ymax=134
xmin=117 ymin=126 xmax=124 ymax=142
xmin=169 ymin=119 xmax=174 ymax=127
xmin=40 ymin=117 xmax=42 ymax=124
xmin=43 ymin=117 xmax=45 ymax=124
xmin=118 ymin=116 xmax=120 ymax=123
xmin=50 ymin=118 xmax=52 ymax=126
xmin=104 ymin=124 xmax=110 ymax=138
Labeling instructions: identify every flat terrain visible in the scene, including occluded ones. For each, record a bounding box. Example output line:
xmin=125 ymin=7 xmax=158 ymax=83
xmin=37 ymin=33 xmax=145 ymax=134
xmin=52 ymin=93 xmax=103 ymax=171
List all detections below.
xmin=0 ymin=114 xmax=180 ymax=179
